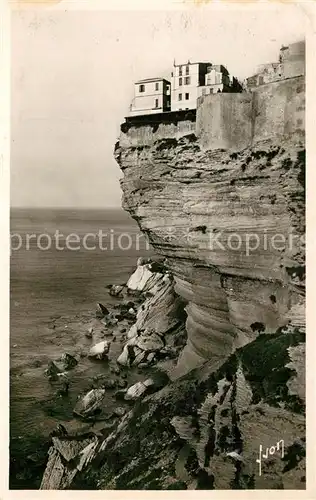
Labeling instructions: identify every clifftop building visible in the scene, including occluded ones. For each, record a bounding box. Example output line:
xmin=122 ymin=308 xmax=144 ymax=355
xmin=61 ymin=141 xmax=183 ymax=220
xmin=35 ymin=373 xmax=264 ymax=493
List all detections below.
xmin=171 ymin=61 xmax=211 ymax=112
xmin=129 ymin=77 xmax=171 ymax=117
xmin=246 ymin=40 xmax=305 ymax=90
xmin=129 ymin=60 xmax=241 ymax=117
xmin=171 ymin=61 xmax=241 ymax=111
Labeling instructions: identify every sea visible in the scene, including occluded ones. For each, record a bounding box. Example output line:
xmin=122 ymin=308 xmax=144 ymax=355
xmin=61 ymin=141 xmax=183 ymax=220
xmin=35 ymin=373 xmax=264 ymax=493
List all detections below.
xmin=10 ymin=207 xmax=152 ymax=488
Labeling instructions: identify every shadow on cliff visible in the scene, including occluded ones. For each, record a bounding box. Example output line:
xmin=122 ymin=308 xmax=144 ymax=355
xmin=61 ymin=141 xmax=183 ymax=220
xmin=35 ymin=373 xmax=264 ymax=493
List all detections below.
xmin=72 ymin=326 xmax=305 ymax=490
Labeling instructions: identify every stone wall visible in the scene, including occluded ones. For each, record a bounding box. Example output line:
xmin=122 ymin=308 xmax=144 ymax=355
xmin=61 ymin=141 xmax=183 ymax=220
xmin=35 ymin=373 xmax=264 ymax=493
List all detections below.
xmin=119 ymin=119 xmax=196 ymax=148
xmin=197 ymin=76 xmax=305 ymax=151
xmin=119 ymin=76 xmax=304 ymax=153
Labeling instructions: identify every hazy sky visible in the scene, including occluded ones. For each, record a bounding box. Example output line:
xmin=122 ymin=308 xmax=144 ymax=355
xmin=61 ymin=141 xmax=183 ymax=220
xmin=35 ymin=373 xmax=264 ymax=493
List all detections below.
xmin=11 ymin=5 xmax=306 ymax=208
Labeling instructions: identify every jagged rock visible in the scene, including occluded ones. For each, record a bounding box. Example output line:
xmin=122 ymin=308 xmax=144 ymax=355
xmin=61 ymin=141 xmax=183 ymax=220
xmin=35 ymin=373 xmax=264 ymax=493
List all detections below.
xmin=127 ymin=263 xmax=164 ymax=293
xmin=63 ymin=329 xmax=305 ymax=490
xmin=96 ymin=303 xmax=110 ymax=318
xmin=124 ymin=379 xmax=154 ymax=401
xmin=116 ymin=346 xmax=129 ymax=366
xmin=109 ymin=285 xmax=125 ymax=297
xmin=135 ymin=329 xmax=164 ymax=351
xmin=73 ymin=388 xmax=106 ymax=418
xmin=88 ymin=341 xmax=110 ymax=360
xmin=137 ymin=256 xmax=151 ymax=267
xmin=126 ymin=272 xmax=182 ymax=341
xmin=45 ymin=354 xmax=78 ymax=380
xmin=226 ymin=451 xmax=244 ymax=462
xmin=40 ymin=435 xmax=96 ymax=489
xmin=117 ymin=329 xmax=164 ymax=367
xmin=45 ymin=361 xmax=61 ymax=380
xmin=51 ymin=424 xmax=68 ymax=437
xmin=59 ymin=353 xmax=78 ymax=370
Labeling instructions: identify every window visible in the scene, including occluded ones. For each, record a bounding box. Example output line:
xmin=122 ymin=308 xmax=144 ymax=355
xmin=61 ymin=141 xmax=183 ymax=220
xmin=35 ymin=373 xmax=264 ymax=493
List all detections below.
xmin=178 ymin=93 xmax=182 ymax=101
xmin=179 ymin=66 xmax=183 ymax=76
xmin=139 ymin=84 xmax=145 ymax=92
xmin=258 ymin=76 xmax=264 ymax=85
xmin=185 ymin=93 xmax=189 ymax=100
xmin=155 ymin=82 xmax=159 ymax=91
xmin=155 ymin=99 xmax=159 ymax=108
xmin=179 ymin=77 xmax=182 ymax=86
xmin=185 ymin=77 xmax=190 ymax=85
xmin=186 ymin=65 xmax=189 ymax=75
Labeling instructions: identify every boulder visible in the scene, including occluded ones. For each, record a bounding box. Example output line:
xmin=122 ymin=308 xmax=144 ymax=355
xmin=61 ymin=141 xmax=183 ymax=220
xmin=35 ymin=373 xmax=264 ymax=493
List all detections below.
xmin=85 ymin=327 xmax=93 ymax=339
xmin=135 ymin=329 xmax=164 ymax=352
xmin=96 ymin=303 xmax=110 ymax=318
xmin=117 ymin=329 xmax=164 ymax=367
xmin=59 ymin=353 xmax=78 ymax=370
xmin=124 ymin=379 xmax=154 ymax=401
xmin=127 ymin=263 xmax=163 ymax=293
xmin=45 ymin=361 xmax=61 ymax=380
xmin=73 ymin=388 xmax=106 ymax=418
xmin=109 ymin=285 xmax=125 ymax=297
xmin=88 ymin=341 xmax=110 ymax=360
xmin=117 ymin=347 xmax=130 ymax=366
xmin=113 ymin=406 xmax=127 ymax=417
xmin=137 ymin=257 xmax=152 ymax=267
xmin=120 ymin=301 xmax=135 ymax=310
xmin=126 ymin=272 xmax=181 ymax=340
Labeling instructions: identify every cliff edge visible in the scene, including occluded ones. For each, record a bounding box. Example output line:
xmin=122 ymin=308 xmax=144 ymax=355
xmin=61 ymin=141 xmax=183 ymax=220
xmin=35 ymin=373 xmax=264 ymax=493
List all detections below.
xmin=116 ymin=75 xmax=305 ymax=379
xmin=39 ymin=69 xmax=305 ymax=490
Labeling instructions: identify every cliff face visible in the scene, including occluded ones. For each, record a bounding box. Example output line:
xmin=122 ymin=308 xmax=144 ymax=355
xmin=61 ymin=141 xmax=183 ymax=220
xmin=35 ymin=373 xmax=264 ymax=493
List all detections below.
xmin=71 ymin=327 xmax=305 ymax=490
xmin=115 ymin=76 xmax=305 ymax=378
xmin=39 ymin=72 xmax=306 ymax=491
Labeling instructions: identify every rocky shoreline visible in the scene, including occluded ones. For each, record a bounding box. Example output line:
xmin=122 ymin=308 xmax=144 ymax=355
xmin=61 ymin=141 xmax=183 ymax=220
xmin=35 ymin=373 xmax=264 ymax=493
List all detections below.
xmin=11 ymin=257 xmax=187 ymax=489
xmin=10 ymin=255 xmax=305 ymax=490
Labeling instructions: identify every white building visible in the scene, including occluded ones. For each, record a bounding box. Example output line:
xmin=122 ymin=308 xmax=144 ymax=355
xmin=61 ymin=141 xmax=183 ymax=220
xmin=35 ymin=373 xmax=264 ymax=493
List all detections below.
xmin=171 ymin=61 xmax=211 ymax=112
xmin=198 ymin=64 xmax=232 ymax=98
xmin=129 ymin=77 xmax=171 ymax=116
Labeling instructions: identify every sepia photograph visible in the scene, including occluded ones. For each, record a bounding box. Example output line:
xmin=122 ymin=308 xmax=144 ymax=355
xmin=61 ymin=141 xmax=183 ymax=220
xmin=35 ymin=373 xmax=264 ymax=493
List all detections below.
xmin=9 ymin=2 xmax=308 ymax=491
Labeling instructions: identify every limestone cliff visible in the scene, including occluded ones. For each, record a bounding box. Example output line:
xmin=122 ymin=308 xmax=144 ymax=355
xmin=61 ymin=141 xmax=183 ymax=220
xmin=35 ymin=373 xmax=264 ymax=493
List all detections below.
xmin=39 ymin=71 xmax=306 ymax=490
xmin=115 ymin=75 xmax=305 ymax=378
xmin=71 ymin=327 xmax=305 ymax=489
xmin=64 ymin=73 xmax=304 ymax=490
